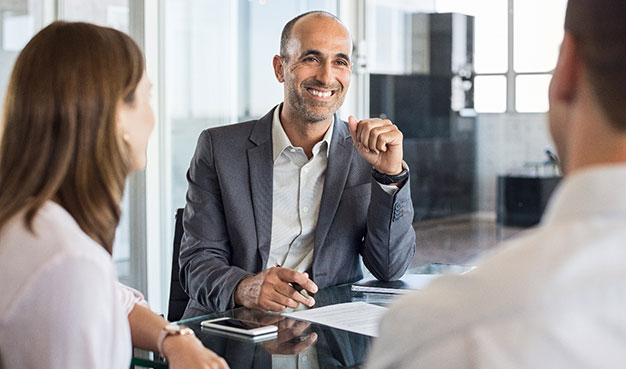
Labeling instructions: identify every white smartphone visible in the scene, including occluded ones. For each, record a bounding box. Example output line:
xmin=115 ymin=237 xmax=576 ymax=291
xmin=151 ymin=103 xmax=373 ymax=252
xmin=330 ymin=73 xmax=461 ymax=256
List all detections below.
xmin=200 ymin=317 xmax=278 ymax=337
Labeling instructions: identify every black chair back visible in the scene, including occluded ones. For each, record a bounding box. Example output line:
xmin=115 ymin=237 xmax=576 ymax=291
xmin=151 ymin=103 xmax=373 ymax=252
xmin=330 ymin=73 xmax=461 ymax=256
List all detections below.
xmin=167 ymin=208 xmax=190 ymax=322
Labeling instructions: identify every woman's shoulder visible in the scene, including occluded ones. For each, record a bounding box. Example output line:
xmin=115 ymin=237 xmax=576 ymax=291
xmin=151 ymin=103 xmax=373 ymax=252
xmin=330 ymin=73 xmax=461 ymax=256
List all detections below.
xmin=0 ymin=201 xmax=115 ymax=317
xmin=6 ymin=201 xmax=109 ymax=256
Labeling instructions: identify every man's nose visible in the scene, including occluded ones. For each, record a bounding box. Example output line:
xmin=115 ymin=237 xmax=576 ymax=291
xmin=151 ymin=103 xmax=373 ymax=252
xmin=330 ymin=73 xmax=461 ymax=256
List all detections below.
xmin=316 ymin=60 xmax=333 ymax=87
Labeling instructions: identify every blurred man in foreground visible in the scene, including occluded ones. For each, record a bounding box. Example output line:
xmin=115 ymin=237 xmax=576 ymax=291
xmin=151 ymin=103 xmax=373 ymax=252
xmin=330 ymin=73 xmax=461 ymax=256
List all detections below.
xmin=368 ymin=0 xmax=626 ymax=367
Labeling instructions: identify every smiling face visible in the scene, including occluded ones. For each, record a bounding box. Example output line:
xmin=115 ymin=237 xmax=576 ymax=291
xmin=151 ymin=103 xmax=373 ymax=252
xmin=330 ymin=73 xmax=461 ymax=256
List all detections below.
xmin=274 ymin=14 xmax=352 ymax=123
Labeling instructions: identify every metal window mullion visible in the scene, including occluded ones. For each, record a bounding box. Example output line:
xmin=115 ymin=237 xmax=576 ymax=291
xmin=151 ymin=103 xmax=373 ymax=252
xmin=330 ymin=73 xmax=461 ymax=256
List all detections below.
xmin=155 ymin=0 xmax=170 ymax=313
xmin=507 ymin=0 xmax=515 ymax=113
xmin=128 ymin=0 xmax=148 ymax=297
xmin=357 ymin=0 xmax=368 ymax=120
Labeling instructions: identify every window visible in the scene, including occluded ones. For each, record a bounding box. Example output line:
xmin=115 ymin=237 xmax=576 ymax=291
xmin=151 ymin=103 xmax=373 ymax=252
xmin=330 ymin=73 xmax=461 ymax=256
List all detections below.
xmin=435 ymin=0 xmax=508 ymax=73
xmin=0 ymin=0 xmax=140 ymax=288
xmin=511 ymin=0 xmax=566 ymax=112
xmin=164 ymin=0 xmax=337 ymax=213
xmin=59 ymin=0 xmax=129 ymax=32
xmin=437 ymin=0 xmax=509 ymax=113
xmin=474 ymin=75 xmax=506 ymax=113
xmin=58 ymin=0 xmax=136 ymax=286
xmin=0 ymin=2 xmax=48 ymax=102
xmin=515 ymin=74 xmax=551 ymax=113
xmin=513 ymin=0 xmax=565 ymax=73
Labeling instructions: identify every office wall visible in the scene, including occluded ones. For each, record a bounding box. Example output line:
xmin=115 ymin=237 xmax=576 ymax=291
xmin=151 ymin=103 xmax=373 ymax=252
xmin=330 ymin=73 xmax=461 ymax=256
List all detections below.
xmin=475 ymin=112 xmax=555 ymax=213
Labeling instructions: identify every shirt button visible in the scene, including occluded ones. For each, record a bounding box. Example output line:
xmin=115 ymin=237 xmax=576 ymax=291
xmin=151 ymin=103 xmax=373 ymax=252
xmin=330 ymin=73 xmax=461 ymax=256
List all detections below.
xmin=302 ymin=206 xmax=309 ymax=213
xmin=303 ymin=167 xmax=309 ymax=173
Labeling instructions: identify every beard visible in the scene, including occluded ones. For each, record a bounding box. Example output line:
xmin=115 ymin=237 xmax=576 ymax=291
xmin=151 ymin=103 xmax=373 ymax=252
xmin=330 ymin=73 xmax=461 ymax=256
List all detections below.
xmin=286 ymin=78 xmax=347 ymax=123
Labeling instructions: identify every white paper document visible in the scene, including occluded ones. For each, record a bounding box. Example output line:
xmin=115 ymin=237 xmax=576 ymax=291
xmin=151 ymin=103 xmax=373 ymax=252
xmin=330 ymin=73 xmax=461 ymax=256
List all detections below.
xmin=283 ymin=301 xmax=388 ymax=337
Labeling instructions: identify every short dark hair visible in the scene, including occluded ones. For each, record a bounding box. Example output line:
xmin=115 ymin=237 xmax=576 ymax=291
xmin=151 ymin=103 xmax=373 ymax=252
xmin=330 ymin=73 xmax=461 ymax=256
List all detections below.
xmin=279 ymin=10 xmax=342 ymax=59
xmin=564 ymin=0 xmax=626 ymax=129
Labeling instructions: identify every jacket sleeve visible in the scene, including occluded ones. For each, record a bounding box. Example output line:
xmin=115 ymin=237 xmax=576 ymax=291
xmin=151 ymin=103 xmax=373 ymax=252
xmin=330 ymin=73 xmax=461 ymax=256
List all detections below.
xmin=361 ymin=176 xmax=416 ymax=281
xmin=178 ymin=130 xmax=253 ymax=313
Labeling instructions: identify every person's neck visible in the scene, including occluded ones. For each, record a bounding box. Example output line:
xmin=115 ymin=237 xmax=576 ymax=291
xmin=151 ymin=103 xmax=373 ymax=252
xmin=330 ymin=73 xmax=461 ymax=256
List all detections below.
xmin=280 ymin=105 xmax=333 ymax=159
xmin=565 ymin=92 xmax=626 ymax=174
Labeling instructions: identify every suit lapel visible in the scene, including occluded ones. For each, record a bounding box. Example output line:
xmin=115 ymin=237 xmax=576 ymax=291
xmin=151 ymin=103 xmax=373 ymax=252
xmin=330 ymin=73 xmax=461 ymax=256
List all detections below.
xmin=247 ymin=108 xmax=275 ymax=268
xmin=314 ymin=116 xmax=354 ymax=255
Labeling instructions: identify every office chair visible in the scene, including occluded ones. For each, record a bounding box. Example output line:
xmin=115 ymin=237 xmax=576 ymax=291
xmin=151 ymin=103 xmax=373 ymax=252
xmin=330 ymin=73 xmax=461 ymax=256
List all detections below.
xmin=167 ymin=208 xmax=190 ymax=322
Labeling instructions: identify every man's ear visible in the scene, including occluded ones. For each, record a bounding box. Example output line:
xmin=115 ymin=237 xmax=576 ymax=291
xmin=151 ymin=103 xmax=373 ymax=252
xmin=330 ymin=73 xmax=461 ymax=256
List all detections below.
xmin=551 ymin=32 xmax=580 ymax=103
xmin=273 ymin=55 xmax=285 ymax=83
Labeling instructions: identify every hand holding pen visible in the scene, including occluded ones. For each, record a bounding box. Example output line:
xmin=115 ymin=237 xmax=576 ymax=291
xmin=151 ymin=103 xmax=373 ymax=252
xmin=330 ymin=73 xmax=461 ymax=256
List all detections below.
xmin=234 ymin=264 xmax=318 ymax=312
xmin=275 ymin=264 xmax=315 ymax=298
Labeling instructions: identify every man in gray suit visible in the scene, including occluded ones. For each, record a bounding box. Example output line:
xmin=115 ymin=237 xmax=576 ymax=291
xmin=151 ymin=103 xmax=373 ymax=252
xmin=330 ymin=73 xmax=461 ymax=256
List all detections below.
xmin=180 ymin=10 xmax=416 ymax=315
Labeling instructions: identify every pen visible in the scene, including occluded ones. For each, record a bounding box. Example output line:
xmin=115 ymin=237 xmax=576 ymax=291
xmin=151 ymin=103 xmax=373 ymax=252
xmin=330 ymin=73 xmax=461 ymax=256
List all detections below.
xmin=289 ymin=332 xmax=312 ymax=344
xmin=290 ymin=282 xmax=306 ymax=294
xmin=275 ymin=263 xmax=309 ymax=296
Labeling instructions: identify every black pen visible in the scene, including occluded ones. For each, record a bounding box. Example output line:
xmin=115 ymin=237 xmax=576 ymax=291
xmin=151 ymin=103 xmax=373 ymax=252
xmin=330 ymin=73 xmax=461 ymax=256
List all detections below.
xmin=290 ymin=282 xmax=306 ymax=294
xmin=275 ymin=263 xmax=309 ymax=296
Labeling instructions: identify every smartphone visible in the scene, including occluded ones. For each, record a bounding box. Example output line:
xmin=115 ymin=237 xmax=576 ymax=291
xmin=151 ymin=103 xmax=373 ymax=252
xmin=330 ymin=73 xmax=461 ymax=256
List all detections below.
xmin=200 ymin=317 xmax=278 ymax=337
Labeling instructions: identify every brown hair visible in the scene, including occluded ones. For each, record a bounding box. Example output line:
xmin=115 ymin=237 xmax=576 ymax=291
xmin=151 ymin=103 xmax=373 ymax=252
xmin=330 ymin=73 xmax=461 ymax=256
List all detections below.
xmin=0 ymin=21 xmax=144 ymax=253
xmin=564 ymin=0 xmax=626 ymax=129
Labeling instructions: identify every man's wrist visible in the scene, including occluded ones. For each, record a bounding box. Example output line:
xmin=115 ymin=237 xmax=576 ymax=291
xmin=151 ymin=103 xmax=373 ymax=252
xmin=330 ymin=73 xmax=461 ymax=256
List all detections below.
xmin=234 ymin=275 xmax=253 ymax=307
xmin=372 ymin=162 xmax=409 ymax=185
xmin=373 ymin=164 xmax=403 ymax=176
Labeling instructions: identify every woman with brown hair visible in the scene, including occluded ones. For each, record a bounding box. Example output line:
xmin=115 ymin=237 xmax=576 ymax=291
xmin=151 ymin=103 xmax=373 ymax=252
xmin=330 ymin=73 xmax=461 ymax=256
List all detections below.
xmin=0 ymin=22 xmax=228 ymax=368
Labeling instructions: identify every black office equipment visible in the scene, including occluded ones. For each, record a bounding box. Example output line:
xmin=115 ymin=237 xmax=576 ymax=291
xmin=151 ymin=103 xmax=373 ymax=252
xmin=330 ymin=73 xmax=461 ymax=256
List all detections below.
xmin=167 ymin=208 xmax=190 ymax=322
xmin=497 ymin=176 xmax=561 ymax=227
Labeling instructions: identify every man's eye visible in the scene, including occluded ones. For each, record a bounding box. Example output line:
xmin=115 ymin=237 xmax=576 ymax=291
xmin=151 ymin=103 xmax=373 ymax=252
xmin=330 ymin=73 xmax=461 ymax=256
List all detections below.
xmin=303 ymin=57 xmax=318 ymax=63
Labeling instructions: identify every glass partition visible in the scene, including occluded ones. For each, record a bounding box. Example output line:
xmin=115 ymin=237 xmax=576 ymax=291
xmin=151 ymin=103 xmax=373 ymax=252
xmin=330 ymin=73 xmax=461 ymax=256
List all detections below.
xmin=164 ymin=0 xmax=337 ymax=212
xmin=58 ymin=0 xmax=133 ymax=284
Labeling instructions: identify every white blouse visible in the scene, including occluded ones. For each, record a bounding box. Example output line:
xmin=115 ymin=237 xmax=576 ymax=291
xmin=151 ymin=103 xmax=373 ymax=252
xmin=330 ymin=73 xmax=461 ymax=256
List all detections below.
xmin=0 ymin=201 xmax=146 ymax=369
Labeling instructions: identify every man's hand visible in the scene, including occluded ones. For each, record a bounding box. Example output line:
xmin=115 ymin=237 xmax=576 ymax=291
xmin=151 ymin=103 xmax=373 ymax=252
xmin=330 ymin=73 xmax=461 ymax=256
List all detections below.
xmin=233 ymin=310 xmax=317 ymax=354
xmin=261 ymin=319 xmax=318 ymax=355
xmin=348 ymin=115 xmax=404 ymax=175
xmin=162 ymin=334 xmax=229 ymax=369
xmin=234 ymin=267 xmax=318 ymax=311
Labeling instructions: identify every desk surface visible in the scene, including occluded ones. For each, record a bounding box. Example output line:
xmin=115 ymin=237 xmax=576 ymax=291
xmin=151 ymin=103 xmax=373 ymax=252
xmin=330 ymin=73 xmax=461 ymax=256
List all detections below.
xmin=132 ymin=264 xmax=466 ymax=369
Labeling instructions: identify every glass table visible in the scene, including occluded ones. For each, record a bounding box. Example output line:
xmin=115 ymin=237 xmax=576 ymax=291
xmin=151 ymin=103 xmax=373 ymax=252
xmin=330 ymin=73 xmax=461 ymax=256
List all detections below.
xmin=132 ymin=264 xmax=470 ymax=369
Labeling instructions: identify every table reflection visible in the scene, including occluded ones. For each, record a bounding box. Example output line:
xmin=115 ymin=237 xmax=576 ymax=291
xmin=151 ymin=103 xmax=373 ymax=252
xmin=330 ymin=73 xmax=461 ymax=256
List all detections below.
xmin=182 ymin=284 xmax=369 ymax=369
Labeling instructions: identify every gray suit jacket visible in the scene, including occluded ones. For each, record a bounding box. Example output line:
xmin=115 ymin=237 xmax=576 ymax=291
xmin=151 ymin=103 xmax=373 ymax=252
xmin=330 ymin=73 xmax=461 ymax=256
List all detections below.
xmin=180 ymin=107 xmax=416 ymax=314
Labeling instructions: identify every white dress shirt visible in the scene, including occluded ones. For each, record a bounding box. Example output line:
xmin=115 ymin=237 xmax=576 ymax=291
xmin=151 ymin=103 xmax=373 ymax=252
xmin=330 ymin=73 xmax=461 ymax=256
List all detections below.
xmin=0 ymin=201 xmax=146 ymax=369
xmin=268 ymin=104 xmax=399 ymax=272
xmin=268 ymin=104 xmax=333 ymax=272
xmin=367 ymin=164 xmax=626 ymax=369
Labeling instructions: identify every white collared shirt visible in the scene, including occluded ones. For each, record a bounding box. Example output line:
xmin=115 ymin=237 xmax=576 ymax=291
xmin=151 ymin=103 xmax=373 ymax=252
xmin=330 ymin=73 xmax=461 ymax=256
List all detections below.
xmin=267 ymin=104 xmax=400 ymax=272
xmin=268 ymin=104 xmax=333 ymax=272
xmin=367 ymin=164 xmax=626 ymax=369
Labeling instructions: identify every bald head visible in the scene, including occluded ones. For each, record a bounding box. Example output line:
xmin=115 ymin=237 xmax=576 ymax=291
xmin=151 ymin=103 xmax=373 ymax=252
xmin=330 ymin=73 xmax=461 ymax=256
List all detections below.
xmin=280 ymin=11 xmax=351 ymax=60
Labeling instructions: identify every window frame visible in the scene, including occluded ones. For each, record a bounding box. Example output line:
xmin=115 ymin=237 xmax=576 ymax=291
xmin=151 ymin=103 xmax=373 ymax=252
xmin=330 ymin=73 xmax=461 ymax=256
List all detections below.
xmin=474 ymin=0 xmax=555 ymax=114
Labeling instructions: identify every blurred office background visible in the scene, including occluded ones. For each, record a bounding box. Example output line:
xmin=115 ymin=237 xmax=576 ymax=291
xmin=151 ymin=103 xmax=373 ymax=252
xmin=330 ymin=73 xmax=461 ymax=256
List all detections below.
xmin=0 ymin=0 xmax=565 ymax=314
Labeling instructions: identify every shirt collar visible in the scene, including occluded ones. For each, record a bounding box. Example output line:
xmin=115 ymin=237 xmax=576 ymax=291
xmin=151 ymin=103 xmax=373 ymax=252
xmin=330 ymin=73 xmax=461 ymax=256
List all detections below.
xmin=271 ymin=103 xmax=334 ymax=163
